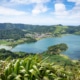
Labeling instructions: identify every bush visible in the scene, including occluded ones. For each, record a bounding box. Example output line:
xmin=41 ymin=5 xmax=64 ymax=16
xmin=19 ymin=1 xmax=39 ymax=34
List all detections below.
xmin=0 ymin=55 xmax=80 ymax=80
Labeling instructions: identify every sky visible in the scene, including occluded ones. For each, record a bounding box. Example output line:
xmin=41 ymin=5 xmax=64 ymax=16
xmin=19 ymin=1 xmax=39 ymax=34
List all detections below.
xmin=0 ymin=0 xmax=80 ymax=25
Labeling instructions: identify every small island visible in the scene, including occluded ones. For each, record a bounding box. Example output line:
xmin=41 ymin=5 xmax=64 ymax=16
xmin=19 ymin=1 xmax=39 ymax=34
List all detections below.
xmin=0 ymin=43 xmax=80 ymax=80
xmin=47 ymin=43 xmax=68 ymax=55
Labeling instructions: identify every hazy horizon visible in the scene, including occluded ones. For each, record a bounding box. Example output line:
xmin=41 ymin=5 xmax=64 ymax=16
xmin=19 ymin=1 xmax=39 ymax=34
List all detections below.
xmin=0 ymin=22 xmax=80 ymax=26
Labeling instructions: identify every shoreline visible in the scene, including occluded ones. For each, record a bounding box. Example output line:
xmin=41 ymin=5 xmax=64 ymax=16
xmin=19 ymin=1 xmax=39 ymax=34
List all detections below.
xmin=0 ymin=45 xmax=12 ymax=50
xmin=0 ymin=34 xmax=79 ymax=49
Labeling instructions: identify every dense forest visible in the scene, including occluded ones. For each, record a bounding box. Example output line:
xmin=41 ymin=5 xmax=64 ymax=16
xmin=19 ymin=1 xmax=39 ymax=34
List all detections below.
xmin=0 ymin=23 xmax=80 ymax=40
xmin=0 ymin=28 xmax=25 ymax=40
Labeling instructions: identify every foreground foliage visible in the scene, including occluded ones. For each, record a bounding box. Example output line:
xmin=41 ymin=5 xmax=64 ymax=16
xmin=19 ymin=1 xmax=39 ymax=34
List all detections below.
xmin=0 ymin=55 xmax=80 ymax=80
xmin=0 ymin=49 xmax=35 ymax=60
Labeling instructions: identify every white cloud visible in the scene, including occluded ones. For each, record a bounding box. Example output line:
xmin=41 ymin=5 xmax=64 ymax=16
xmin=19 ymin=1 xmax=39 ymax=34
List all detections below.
xmin=0 ymin=15 xmax=56 ymax=25
xmin=54 ymin=0 xmax=64 ymax=3
xmin=67 ymin=0 xmax=76 ymax=2
xmin=67 ymin=0 xmax=80 ymax=5
xmin=0 ymin=14 xmax=79 ymax=25
xmin=55 ymin=3 xmax=66 ymax=12
xmin=0 ymin=0 xmax=80 ymax=25
xmin=53 ymin=2 xmax=80 ymax=18
xmin=54 ymin=3 xmax=68 ymax=17
xmin=71 ymin=5 xmax=80 ymax=13
xmin=52 ymin=1 xmax=80 ymax=25
xmin=0 ymin=6 xmax=27 ymax=16
xmin=68 ymin=0 xmax=80 ymax=18
xmin=69 ymin=5 xmax=80 ymax=19
xmin=10 ymin=0 xmax=50 ymax=4
xmin=32 ymin=4 xmax=48 ymax=14
xmin=9 ymin=0 xmax=50 ymax=15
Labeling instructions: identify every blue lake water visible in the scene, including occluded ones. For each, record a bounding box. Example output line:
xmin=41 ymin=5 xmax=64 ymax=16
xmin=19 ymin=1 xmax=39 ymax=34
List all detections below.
xmin=11 ymin=35 xmax=80 ymax=59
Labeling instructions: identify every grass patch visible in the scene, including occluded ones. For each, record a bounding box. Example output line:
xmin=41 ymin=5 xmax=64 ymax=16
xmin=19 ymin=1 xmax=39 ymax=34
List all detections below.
xmin=41 ymin=53 xmax=73 ymax=66
xmin=0 ymin=40 xmax=10 ymax=45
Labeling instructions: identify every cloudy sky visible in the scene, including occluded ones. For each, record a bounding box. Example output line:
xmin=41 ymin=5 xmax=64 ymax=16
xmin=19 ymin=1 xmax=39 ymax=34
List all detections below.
xmin=0 ymin=0 xmax=80 ymax=25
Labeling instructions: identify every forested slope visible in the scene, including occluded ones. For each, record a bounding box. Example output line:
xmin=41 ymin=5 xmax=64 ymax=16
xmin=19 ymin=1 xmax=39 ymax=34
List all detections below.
xmin=0 ymin=23 xmax=80 ymax=40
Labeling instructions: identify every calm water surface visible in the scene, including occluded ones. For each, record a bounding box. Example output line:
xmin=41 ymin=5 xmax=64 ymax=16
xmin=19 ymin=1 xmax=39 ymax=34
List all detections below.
xmin=11 ymin=35 xmax=80 ymax=59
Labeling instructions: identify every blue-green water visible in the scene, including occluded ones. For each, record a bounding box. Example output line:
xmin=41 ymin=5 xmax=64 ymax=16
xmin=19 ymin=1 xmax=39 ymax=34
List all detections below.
xmin=12 ymin=35 xmax=80 ymax=59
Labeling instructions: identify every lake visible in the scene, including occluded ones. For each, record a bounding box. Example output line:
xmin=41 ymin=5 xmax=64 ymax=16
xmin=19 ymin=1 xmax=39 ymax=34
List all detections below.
xmin=11 ymin=35 xmax=80 ymax=59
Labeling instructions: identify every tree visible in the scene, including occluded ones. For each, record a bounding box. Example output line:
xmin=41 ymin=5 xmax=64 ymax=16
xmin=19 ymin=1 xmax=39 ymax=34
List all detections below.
xmin=47 ymin=43 xmax=68 ymax=55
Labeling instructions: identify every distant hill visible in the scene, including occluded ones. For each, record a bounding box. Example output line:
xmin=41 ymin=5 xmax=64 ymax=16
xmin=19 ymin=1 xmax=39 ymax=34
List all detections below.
xmin=0 ymin=23 xmax=56 ymax=33
xmin=0 ymin=23 xmax=80 ymax=39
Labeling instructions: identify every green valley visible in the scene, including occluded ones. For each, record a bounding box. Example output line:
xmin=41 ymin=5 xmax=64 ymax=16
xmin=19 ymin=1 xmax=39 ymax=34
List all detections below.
xmin=0 ymin=23 xmax=80 ymax=46
xmin=0 ymin=23 xmax=80 ymax=80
